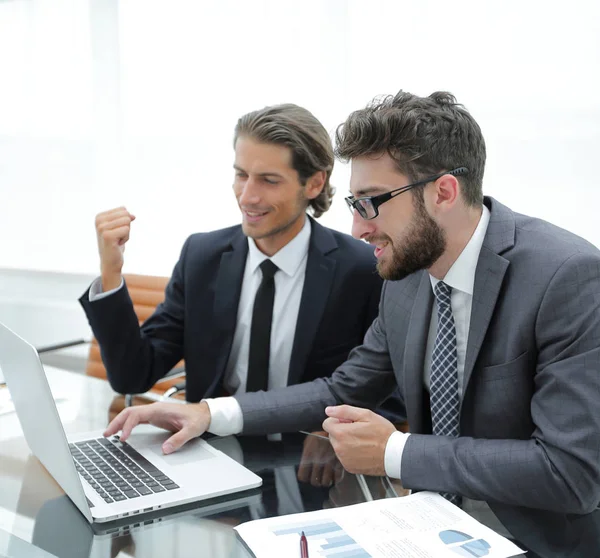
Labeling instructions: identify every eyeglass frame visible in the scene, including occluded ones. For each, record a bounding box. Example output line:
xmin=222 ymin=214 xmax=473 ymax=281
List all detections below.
xmin=344 ymin=167 xmax=469 ymax=220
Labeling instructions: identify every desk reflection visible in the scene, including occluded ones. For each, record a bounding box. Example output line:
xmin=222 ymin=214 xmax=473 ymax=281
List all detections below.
xmin=27 ymin=432 xmax=391 ymax=558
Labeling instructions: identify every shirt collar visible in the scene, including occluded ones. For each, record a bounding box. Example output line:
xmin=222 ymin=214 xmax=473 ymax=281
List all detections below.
xmin=247 ymin=216 xmax=312 ymax=278
xmin=429 ymin=204 xmax=490 ymax=296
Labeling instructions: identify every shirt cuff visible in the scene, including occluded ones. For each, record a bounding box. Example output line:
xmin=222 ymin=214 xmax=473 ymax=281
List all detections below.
xmin=203 ymin=397 xmax=244 ymax=437
xmin=384 ymin=431 xmax=411 ymax=479
xmin=88 ymin=277 xmax=124 ymax=301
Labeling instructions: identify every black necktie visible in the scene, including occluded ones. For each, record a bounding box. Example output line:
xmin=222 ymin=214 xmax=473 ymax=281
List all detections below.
xmin=247 ymin=259 xmax=279 ymax=393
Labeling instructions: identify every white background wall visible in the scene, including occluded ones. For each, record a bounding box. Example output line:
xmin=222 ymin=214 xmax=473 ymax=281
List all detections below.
xmin=0 ymin=0 xmax=599 ymax=279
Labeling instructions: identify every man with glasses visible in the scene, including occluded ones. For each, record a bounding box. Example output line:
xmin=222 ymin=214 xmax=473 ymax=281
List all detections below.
xmin=105 ymin=91 xmax=600 ymax=554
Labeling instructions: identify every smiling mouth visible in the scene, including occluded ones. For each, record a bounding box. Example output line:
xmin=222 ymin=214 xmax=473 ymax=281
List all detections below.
xmin=373 ymin=242 xmax=389 ymax=258
xmin=243 ymin=209 xmax=269 ymax=222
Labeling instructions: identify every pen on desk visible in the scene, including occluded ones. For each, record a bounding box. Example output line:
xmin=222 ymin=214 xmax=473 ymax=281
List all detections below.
xmin=300 ymin=531 xmax=309 ymax=558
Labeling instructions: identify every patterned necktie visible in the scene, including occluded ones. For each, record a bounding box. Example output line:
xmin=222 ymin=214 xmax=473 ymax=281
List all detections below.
xmin=246 ymin=259 xmax=279 ymax=393
xmin=430 ymin=281 xmax=461 ymax=506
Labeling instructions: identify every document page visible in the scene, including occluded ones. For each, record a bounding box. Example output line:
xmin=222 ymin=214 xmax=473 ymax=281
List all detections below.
xmin=235 ymin=491 xmax=523 ymax=558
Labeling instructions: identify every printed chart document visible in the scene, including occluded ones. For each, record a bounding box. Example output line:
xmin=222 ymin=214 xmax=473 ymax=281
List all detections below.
xmin=235 ymin=491 xmax=524 ymax=558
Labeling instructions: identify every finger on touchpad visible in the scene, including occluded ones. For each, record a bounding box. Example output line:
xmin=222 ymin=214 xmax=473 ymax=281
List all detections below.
xmin=148 ymin=437 xmax=215 ymax=466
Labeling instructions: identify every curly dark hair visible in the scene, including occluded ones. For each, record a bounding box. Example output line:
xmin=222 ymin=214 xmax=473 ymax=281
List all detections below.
xmin=234 ymin=104 xmax=335 ymax=218
xmin=335 ymin=91 xmax=485 ymax=206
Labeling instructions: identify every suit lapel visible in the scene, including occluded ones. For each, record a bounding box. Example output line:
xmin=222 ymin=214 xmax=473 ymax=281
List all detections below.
xmin=288 ymin=219 xmax=337 ymax=385
xmin=212 ymin=230 xmax=248 ymax=374
xmin=462 ymin=197 xmax=515 ymax=398
xmin=403 ymin=272 xmax=434 ymax=433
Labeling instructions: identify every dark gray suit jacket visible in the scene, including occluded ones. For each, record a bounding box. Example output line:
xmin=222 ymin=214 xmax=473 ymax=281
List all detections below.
xmin=235 ymin=197 xmax=600 ymax=543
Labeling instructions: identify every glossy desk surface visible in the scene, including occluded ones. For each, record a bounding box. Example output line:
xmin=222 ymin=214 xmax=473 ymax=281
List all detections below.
xmin=0 ymin=368 xmax=407 ymax=558
xmin=2 ymin=367 xmax=600 ymax=558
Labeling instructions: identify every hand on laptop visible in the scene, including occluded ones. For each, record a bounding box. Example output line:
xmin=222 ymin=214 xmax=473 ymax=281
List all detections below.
xmin=104 ymin=401 xmax=211 ymax=455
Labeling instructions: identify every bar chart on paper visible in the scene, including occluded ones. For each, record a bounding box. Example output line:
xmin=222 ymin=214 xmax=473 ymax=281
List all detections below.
xmin=235 ymin=493 xmax=524 ymax=558
xmin=270 ymin=518 xmax=372 ymax=558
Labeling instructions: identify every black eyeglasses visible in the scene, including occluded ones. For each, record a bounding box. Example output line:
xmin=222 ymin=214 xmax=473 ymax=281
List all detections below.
xmin=345 ymin=167 xmax=469 ymax=220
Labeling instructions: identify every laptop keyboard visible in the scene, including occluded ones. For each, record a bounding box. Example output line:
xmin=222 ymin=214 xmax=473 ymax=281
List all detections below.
xmin=68 ymin=437 xmax=180 ymax=504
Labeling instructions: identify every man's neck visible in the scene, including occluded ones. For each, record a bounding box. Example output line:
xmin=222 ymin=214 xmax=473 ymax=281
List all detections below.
xmin=254 ymin=213 xmax=307 ymax=257
xmin=428 ymin=204 xmax=483 ymax=280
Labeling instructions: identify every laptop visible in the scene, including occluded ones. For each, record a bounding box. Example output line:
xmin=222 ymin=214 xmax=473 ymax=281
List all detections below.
xmin=0 ymin=322 xmax=262 ymax=523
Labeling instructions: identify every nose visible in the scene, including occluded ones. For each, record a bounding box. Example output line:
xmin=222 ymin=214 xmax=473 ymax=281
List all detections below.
xmin=237 ymin=176 xmax=261 ymax=206
xmin=351 ymin=209 xmax=376 ymax=240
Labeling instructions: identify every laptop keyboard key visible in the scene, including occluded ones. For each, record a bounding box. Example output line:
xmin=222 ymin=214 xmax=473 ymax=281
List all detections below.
xmin=147 ymin=470 xmax=163 ymax=478
xmin=74 ymin=437 xmax=173 ymax=503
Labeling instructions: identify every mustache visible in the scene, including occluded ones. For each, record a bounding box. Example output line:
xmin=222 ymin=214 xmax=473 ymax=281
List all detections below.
xmin=364 ymin=235 xmax=392 ymax=245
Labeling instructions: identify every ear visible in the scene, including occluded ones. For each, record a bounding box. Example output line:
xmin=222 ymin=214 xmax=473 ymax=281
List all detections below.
xmin=304 ymin=170 xmax=327 ymax=200
xmin=432 ymin=173 xmax=460 ymax=209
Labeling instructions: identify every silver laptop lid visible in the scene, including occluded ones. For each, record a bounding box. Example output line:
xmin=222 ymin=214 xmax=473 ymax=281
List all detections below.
xmin=0 ymin=322 xmax=92 ymax=522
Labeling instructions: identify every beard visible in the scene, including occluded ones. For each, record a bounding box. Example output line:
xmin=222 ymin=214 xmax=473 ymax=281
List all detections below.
xmin=375 ymin=198 xmax=446 ymax=281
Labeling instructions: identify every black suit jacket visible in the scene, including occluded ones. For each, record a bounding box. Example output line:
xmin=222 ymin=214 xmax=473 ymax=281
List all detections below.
xmin=80 ymin=218 xmax=386 ymax=404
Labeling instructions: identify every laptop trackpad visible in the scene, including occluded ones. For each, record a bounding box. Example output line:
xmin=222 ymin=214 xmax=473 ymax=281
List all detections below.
xmin=130 ymin=431 xmax=216 ymax=468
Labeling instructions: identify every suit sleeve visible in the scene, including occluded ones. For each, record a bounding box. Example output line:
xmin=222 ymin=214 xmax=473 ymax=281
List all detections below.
xmin=401 ymin=251 xmax=600 ymax=514
xmin=79 ymin=238 xmax=190 ymax=394
xmin=363 ymin=274 xmax=407 ymax=423
xmin=364 ymin=272 xmax=383 ymax=332
xmin=236 ymin=281 xmax=398 ymax=434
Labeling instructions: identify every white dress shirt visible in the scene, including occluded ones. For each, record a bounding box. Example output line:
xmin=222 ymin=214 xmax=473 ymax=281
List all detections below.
xmin=89 ymin=277 xmax=124 ymax=301
xmin=222 ymin=217 xmax=310 ymax=395
xmin=206 ymin=218 xmax=311 ymax=435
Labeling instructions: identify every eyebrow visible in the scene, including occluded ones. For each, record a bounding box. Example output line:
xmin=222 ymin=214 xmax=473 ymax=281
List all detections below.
xmin=233 ymin=165 xmax=284 ymax=179
xmin=350 ymin=186 xmax=388 ymax=197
